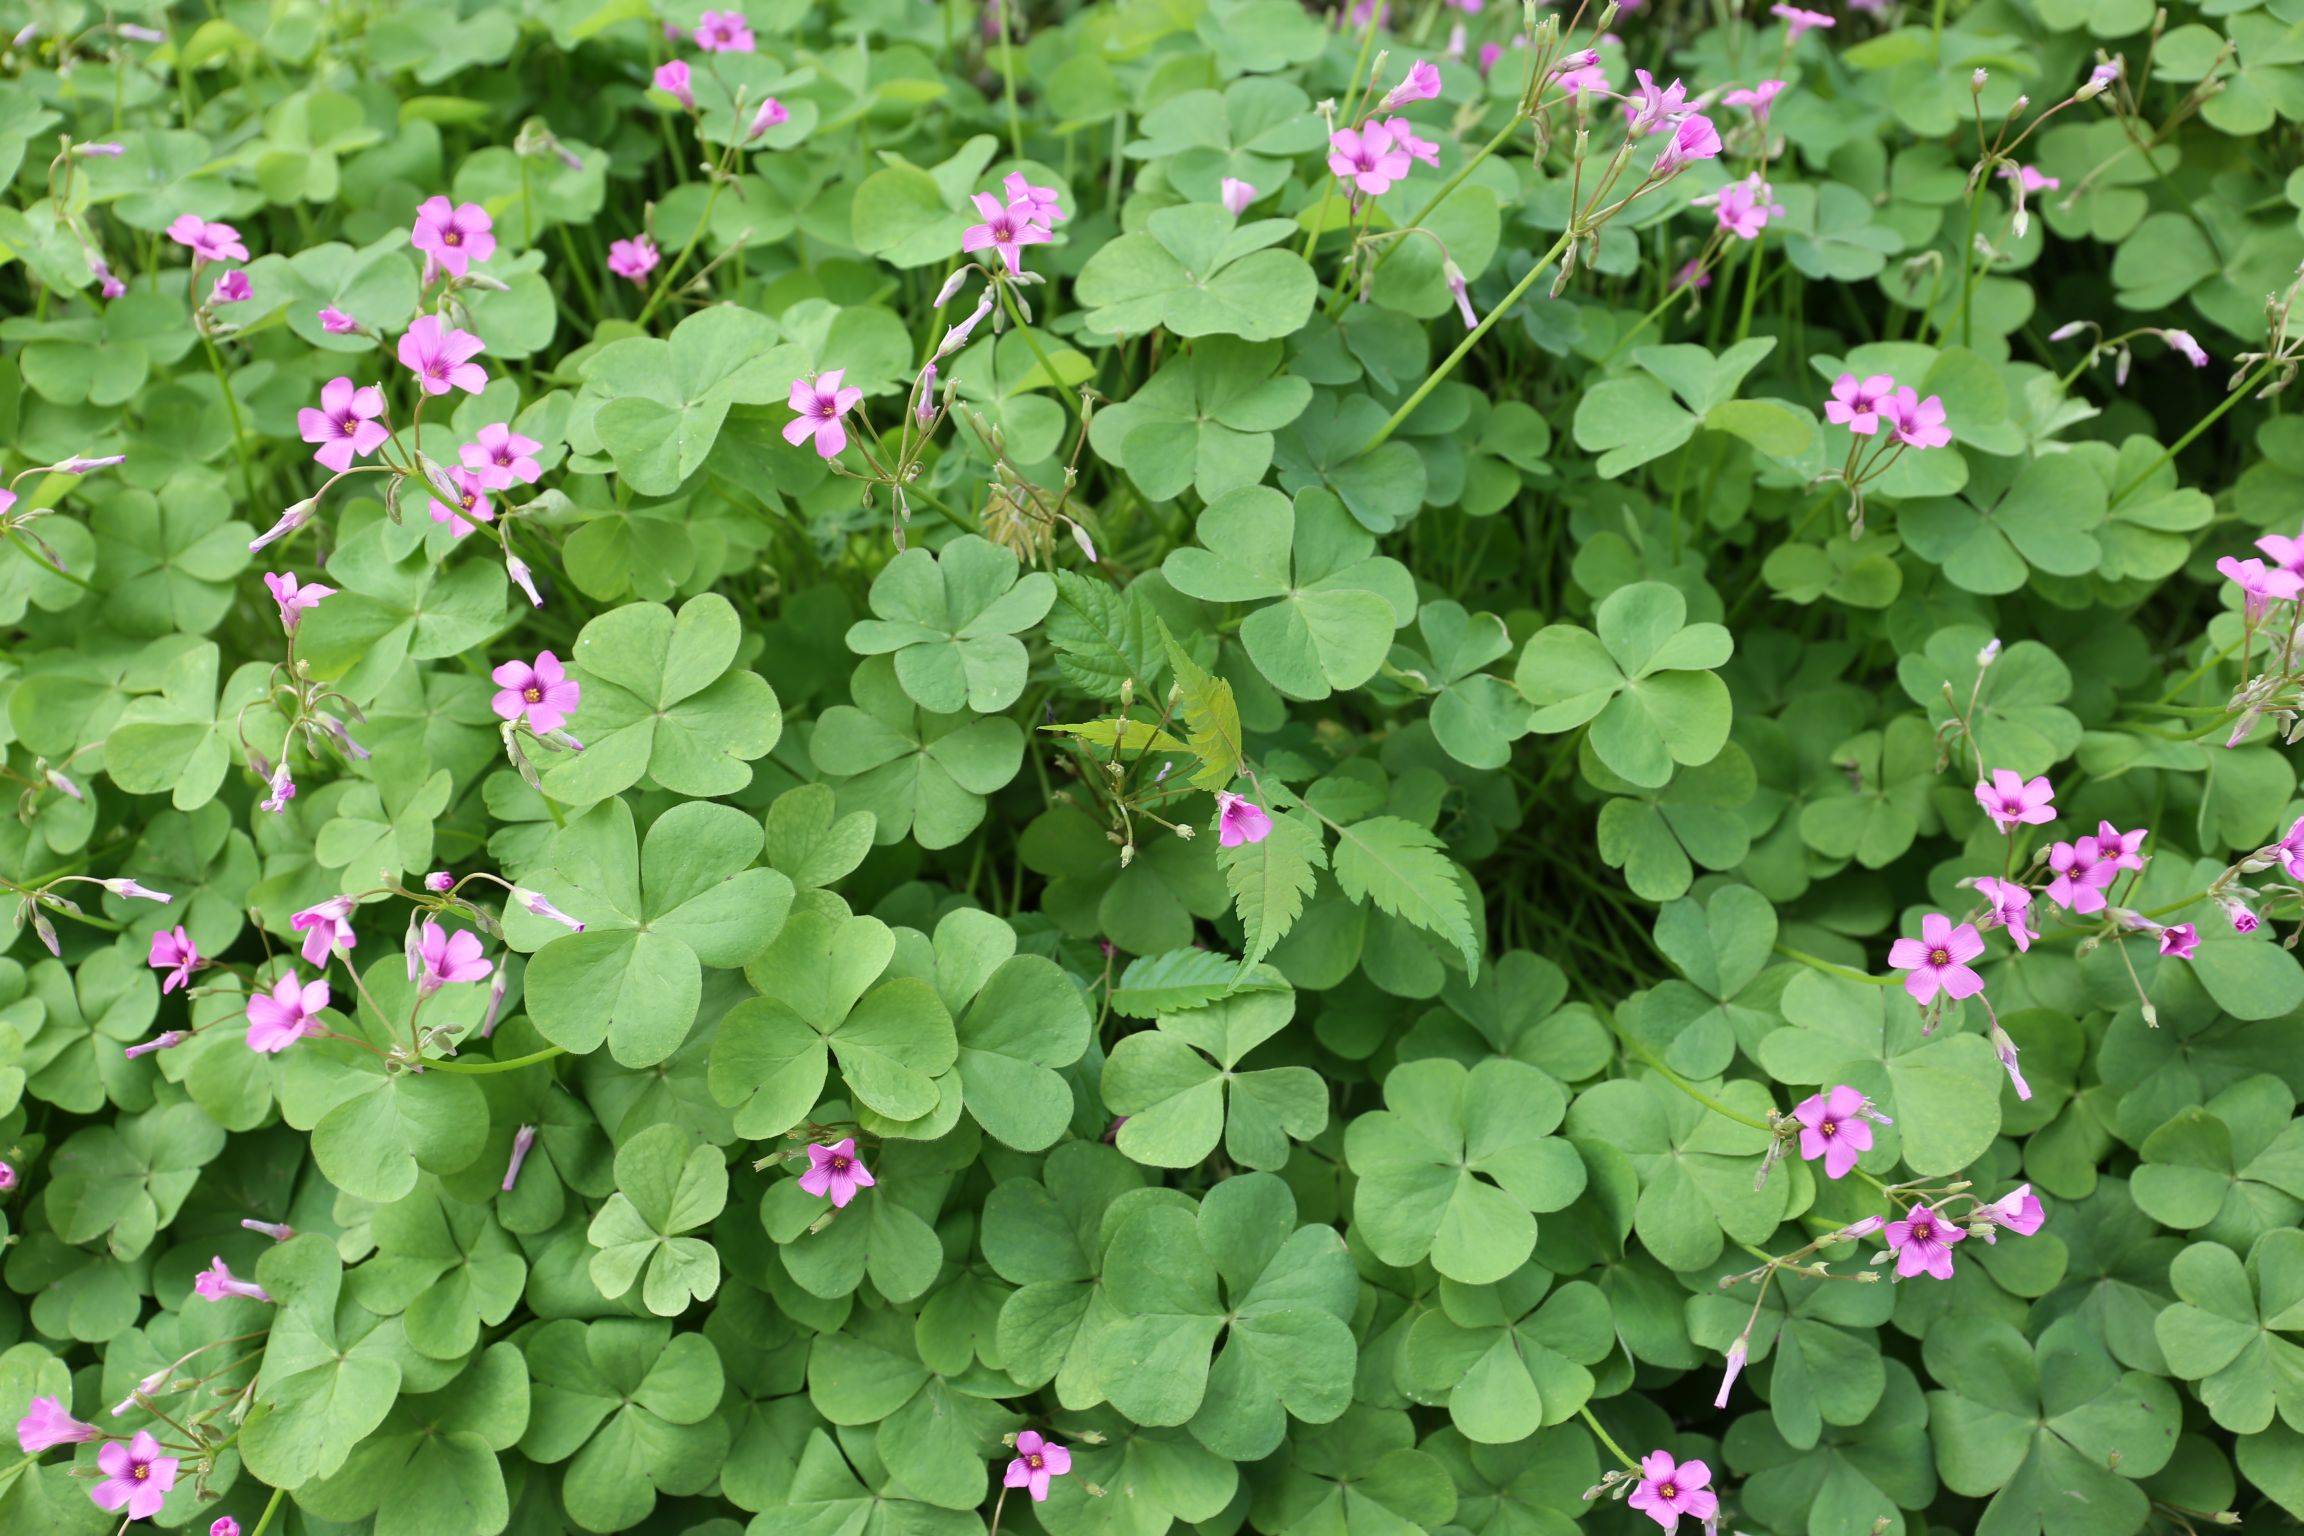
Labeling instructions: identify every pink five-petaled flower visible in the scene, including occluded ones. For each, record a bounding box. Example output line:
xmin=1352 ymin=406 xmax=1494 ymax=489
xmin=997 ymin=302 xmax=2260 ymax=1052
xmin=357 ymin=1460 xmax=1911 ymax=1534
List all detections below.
xmin=17 ymin=1395 xmax=100 ymax=1453
xmin=214 ymin=1520 xmax=242 ymax=1536
xmin=1886 ymin=386 xmax=1952 ymax=448
xmin=194 ymin=1256 xmax=271 ymax=1303
xmin=1004 ymin=1430 xmax=1073 ymax=1502
xmin=799 ymin=1139 xmax=875 ymax=1208
xmin=1884 ymin=1202 xmax=1965 ymax=1280
xmin=1379 ymin=117 xmax=1441 ymax=168
xmin=1771 ymin=2 xmax=1834 ymax=40
xmin=1651 ymin=113 xmax=1722 ymax=175
xmin=0 ymin=1162 xmax=15 ymax=1190
xmin=1974 ymin=768 xmax=2055 ymax=832
xmin=1003 ymin=172 xmax=1066 ymax=231
xmin=263 ymin=571 xmax=334 ymax=632
xmin=1216 ymin=791 xmax=1273 ymax=847
xmin=2163 ymin=329 xmax=2210 ymax=368
xmin=1704 ymin=173 xmax=1784 ymax=240
xmin=492 ymin=651 xmax=580 ymax=732
xmin=608 ymin=235 xmax=660 ymax=286
xmin=2096 ymin=820 xmax=2148 ymax=872
xmin=784 ymin=370 xmax=864 ymax=459
xmin=960 ymin=192 xmax=1048 ymax=275
xmin=149 ymin=927 xmax=199 ymax=994
xmin=1380 ymin=58 xmax=1442 ymax=109
xmin=1722 ymin=78 xmax=1787 ymax=124
xmin=461 ymin=423 xmax=544 ymax=490
xmin=1792 ymin=1085 xmax=1874 ymax=1179
xmin=1971 ymin=876 xmax=2036 ymax=952
xmin=2045 ymin=836 xmax=2117 ymax=915
xmin=1888 ymin=913 xmax=1986 ymax=1005
xmin=695 ymin=9 xmax=754 ymax=50
xmin=1979 ymin=1184 xmax=2045 ymax=1241
xmin=1221 ymin=177 xmax=1258 ymax=214
xmin=296 ymin=377 xmax=388 ymax=474
xmin=410 ymin=196 xmax=496 ymax=281
xmin=1328 ymin=123 xmax=1414 ymax=195
xmin=209 ymin=269 xmax=251 ymax=304
xmin=428 ymin=467 xmax=497 ymax=538
xmin=2221 ymin=894 xmax=2261 ymax=933
xmin=2160 ymin=922 xmax=2200 ymax=960
xmin=319 ymin=306 xmax=358 ymax=334
xmin=414 ymin=919 xmax=494 ymax=995
xmin=291 ymin=894 xmax=357 ymax=966
xmin=653 ymin=59 xmax=695 ymax=107
xmin=166 ymin=215 xmax=249 ymax=264
xmin=91 ymin=1430 xmax=178 ymax=1519
xmin=2217 ymin=556 xmax=2304 ymax=621
xmin=1825 ymin=372 xmax=1895 ymax=435
xmin=1627 ymin=1450 xmax=1717 ymax=1533
xmin=398 ymin=314 xmax=488 ymax=396
xmin=246 ymin=971 xmax=329 ymax=1053
xmin=1623 ymin=67 xmax=1689 ymax=136
xmin=2258 ymin=525 xmax=2304 ymax=578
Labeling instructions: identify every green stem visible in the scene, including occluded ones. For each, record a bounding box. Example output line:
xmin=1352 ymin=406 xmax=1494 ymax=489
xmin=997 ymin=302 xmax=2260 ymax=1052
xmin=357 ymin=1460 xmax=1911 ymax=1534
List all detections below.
xmin=993 ymin=0 xmax=1024 ymax=160
xmin=1774 ymin=943 xmax=1896 ymax=986
xmin=998 ymin=282 xmax=1080 ymax=421
xmin=1361 ymin=230 xmax=1575 ymax=452
xmin=1577 ymin=1405 xmax=1640 ymax=1472
xmin=2111 ymin=360 xmax=2275 ymax=506
xmin=199 ymin=331 xmax=262 ymax=515
xmin=250 ymin=1483 xmax=287 ymax=1536
xmin=1332 ymin=110 xmax=1526 ymax=315
xmin=422 ymin=1044 xmax=569 ymax=1075
xmin=634 ymin=144 xmax=737 ymax=329
xmin=1734 ymin=234 xmax=1766 ymax=342
xmin=1608 ymin=1010 xmax=1775 ymax=1132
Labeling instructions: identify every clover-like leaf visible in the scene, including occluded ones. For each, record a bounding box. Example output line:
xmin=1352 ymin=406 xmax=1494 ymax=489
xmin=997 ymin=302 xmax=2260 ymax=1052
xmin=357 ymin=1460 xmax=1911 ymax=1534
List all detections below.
xmin=847 ymin=534 xmax=1056 ymax=714
xmin=1516 ymin=580 xmax=1734 ymax=789
xmin=1103 ymin=985 xmax=1325 ymax=1170
xmin=587 ymin=1122 xmax=729 ymax=1316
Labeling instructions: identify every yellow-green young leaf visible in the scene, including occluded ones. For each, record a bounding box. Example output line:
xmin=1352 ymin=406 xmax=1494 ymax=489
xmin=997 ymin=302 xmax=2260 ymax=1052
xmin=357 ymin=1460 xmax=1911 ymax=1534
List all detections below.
xmin=1158 ymin=619 xmax=1245 ymax=790
xmin=1221 ymin=809 xmax=1325 ymax=970
xmin=1042 ymin=718 xmax=1192 ymax=754
xmin=1331 ymin=816 xmax=1479 ymax=978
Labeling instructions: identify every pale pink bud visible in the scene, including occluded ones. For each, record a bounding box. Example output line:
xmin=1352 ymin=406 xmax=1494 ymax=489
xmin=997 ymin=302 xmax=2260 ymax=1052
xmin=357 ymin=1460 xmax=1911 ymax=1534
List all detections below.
xmin=240 ymin=1219 xmax=295 ymax=1241
xmin=503 ymin=1125 xmax=537 ymax=1192
xmin=507 ymin=554 xmax=543 ymax=607
xmin=100 ymin=878 xmax=172 ymax=903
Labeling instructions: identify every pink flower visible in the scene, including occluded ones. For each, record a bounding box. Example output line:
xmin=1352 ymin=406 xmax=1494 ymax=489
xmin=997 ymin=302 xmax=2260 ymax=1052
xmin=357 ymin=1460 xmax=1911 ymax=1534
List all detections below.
xmin=1627 ymin=1451 xmax=1718 ymax=1533
xmin=695 ymin=9 xmax=755 ymax=50
xmin=290 ymin=895 xmax=357 ymax=967
xmin=1328 ymin=123 xmax=1414 ymax=195
xmin=653 ymin=59 xmax=695 ymax=107
xmin=193 ymin=1256 xmax=271 ymax=1303
xmin=1999 ymin=163 xmax=2059 ymax=194
xmin=1971 ymin=876 xmax=2036 ymax=952
xmin=608 ymin=236 xmax=660 ymax=285
xmin=17 ymin=1395 xmax=100 ymax=1452
xmin=1674 ymin=259 xmax=1710 ymax=292
xmin=1886 ymin=387 xmax=1952 ymax=449
xmin=1793 ymin=1085 xmax=1874 ymax=1179
xmin=398 ymin=314 xmax=488 ymax=396
xmin=1003 ymin=1429 xmax=1073 ymax=1501
xmin=263 ymin=571 xmax=334 ymax=631
xmin=414 ymin=919 xmax=494 ymax=994
xmin=1220 ymin=178 xmax=1258 ymax=214
xmin=426 ymin=467 xmax=496 ymax=538
xmin=246 ymin=971 xmax=329 ymax=1053
xmin=960 ymin=193 xmax=1049 ymax=275
xmin=1003 ymin=172 xmax=1066 ymax=230
xmin=1477 ymin=42 xmax=1503 ymax=75
xmin=148 ymin=927 xmax=199 ymax=993
xmin=318 ymin=306 xmax=358 ymax=334
xmin=799 ymin=1138 xmax=875 ymax=1207
xmin=296 ymin=377 xmax=388 ymax=474
xmin=2218 ymin=556 xmax=2304 ymax=621
xmin=492 ymin=651 xmax=580 ymax=732
xmin=2162 ymin=329 xmax=2210 ymax=368
xmin=2160 ymin=922 xmax=2200 ymax=960
xmin=1974 ymin=768 xmax=2055 ymax=832
xmin=213 ymin=1520 xmax=242 ymax=1536
xmin=1216 ymin=792 xmax=1273 ymax=847
xmin=746 ymin=97 xmax=789 ymax=140
xmin=2095 ymin=820 xmax=2148 ymax=872
xmin=503 ymin=1125 xmax=537 ymax=1192
xmin=1883 ymin=1202 xmax=1964 ymax=1280
xmin=2045 ymin=836 xmax=2117 ymax=914
xmin=784 ymin=369 xmax=864 ymax=459
xmin=0 ymin=1161 xmax=14 ymax=1189
xmin=209 ymin=269 xmax=251 ymax=304
xmin=410 ymin=196 xmax=496 ymax=281
xmin=1989 ymin=1020 xmax=2031 ymax=1100
xmin=1887 ymin=912 xmax=1986 ymax=1005
xmin=2220 ymin=894 xmax=2260 ymax=934
xmin=1978 ymin=1184 xmax=2045 ymax=1241
xmin=1651 ymin=114 xmax=1722 ymax=175
xmin=461 ymin=423 xmax=543 ymax=490
xmin=167 ymin=215 xmax=248 ymax=264
xmin=1553 ymin=51 xmax=1610 ymax=95
xmin=1380 ymin=58 xmax=1443 ymax=109
xmin=2256 ymin=526 xmax=2304 ymax=577
xmin=259 ymin=761 xmax=296 ymax=814
xmin=1702 ymin=173 xmax=1784 ymax=239
xmin=1379 ymin=117 xmax=1440 ymax=167
xmin=1623 ymin=68 xmax=1689 ymax=136
xmin=1771 ymin=2 xmax=1835 ymax=39
xmin=91 ymin=1430 xmax=178 ymax=1519
xmin=1722 ymin=78 xmax=1787 ymax=124
xmin=91 ymin=256 xmax=126 ymax=298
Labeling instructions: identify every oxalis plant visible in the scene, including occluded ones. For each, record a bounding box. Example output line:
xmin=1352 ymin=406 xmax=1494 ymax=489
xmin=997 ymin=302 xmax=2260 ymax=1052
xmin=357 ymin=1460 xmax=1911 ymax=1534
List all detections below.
xmin=6 ymin=1 xmax=2304 ymax=1535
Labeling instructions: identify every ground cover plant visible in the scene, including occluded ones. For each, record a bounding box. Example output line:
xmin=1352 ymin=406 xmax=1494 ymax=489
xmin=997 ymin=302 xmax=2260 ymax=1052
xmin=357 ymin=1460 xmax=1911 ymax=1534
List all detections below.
xmin=3 ymin=0 xmax=2304 ymax=1533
